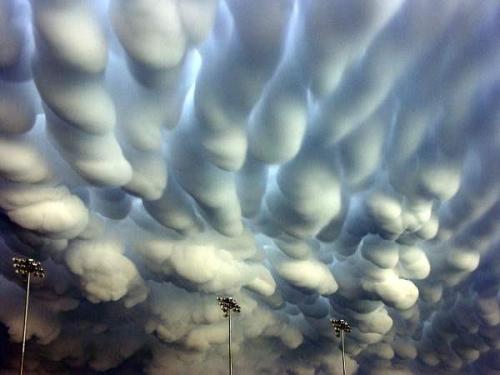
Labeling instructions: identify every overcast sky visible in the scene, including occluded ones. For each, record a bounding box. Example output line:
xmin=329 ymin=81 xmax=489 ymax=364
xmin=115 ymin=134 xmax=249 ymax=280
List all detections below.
xmin=0 ymin=0 xmax=499 ymax=374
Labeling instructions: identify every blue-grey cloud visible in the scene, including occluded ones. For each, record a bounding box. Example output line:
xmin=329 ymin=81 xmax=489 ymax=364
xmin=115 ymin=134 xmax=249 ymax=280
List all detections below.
xmin=0 ymin=0 xmax=499 ymax=374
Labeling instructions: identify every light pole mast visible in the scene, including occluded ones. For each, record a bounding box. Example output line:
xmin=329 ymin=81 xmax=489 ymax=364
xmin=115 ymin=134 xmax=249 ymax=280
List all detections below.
xmin=217 ymin=296 xmax=241 ymax=375
xmin=12 ymin=257 xmax=45 ymax=375
xmin=330 ymin=318 xmax=351 ymax=375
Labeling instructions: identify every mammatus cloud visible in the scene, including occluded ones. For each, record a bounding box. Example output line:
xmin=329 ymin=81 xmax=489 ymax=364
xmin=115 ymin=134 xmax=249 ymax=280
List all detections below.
xmin=0 ymin=0 xmax=499 ymax=374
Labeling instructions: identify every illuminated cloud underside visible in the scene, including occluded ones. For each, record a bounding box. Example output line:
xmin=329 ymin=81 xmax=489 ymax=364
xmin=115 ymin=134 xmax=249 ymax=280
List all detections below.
xmin=0 ymin=0 xmax=499 ymax=374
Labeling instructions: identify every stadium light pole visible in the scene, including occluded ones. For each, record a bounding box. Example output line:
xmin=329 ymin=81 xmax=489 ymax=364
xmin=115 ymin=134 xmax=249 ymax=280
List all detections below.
xmin=217 ymin=296 xmax=241 ymax=375
xmin=12 ymin=257 xmax=45 ymax=375
xmin=330 ymin=318 xmax=351 ymax=375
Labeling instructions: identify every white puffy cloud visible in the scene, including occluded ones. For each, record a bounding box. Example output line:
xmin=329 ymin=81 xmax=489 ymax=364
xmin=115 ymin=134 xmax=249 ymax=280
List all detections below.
xmin=110 ymin=0 xmax=186 ymax=71
xmin=270 ymin=249 xmax=337 ymax=296
xmin=133 ymin=225 xmax=275 ymax=296
xmin=0 ymin=0 xmax=499 ymax=374
xmin=31 ymin=0 xmax=108 ymax=75
xmin=65 ymin=229 xmax=148 ymax=307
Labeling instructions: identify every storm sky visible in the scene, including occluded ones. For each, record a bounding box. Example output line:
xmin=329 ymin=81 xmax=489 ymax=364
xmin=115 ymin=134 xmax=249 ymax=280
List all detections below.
xmin=0 ymin=0 xmax=499 ymax=374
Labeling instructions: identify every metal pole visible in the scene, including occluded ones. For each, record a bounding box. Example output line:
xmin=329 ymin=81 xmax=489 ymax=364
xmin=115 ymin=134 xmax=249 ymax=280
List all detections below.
xmin=19 ymin=272 xmax=31 ymax=375
xmin=217 ymin=296 xmax=240 ymax=375
xmin=228 ymin=309 xmax=232 ymax=375
xmin=341 ymin=330 xmax=346 ymax=375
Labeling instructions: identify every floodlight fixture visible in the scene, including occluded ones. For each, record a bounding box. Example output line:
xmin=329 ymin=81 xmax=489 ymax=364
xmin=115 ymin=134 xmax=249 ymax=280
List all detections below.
xmin=12 ymin=257 xmax=45 ymax=375
xmin=330 ymin=318 xmax=351 ymax=375
xmin=217 ymin=296 xmax=241 ymax=375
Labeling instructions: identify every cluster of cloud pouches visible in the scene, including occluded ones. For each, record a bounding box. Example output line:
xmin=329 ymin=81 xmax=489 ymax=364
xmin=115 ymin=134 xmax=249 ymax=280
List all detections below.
xmin=0 ymin=0 xmax=499 ymax=374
